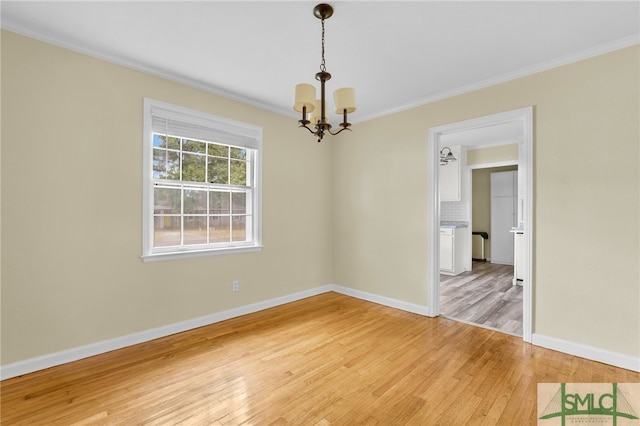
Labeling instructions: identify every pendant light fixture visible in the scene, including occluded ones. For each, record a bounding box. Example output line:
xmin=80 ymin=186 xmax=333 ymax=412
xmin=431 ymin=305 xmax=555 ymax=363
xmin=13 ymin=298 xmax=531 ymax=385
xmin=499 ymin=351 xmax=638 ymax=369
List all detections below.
xmin=440 ymin=147 xmax=458 ymax=165
xmin=293 ymin=3 xmax=356 ymax=143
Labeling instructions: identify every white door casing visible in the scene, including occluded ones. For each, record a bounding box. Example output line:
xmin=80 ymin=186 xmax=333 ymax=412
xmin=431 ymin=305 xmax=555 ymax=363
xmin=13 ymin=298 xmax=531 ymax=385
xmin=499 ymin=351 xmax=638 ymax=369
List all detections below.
xmin=427 ymin=107 xmax=533 ymax=343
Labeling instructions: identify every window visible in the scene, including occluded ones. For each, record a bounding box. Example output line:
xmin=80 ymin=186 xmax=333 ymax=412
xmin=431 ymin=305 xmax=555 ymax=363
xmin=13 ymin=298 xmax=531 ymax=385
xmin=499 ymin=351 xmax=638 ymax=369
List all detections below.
xmin=142 ymin=99 xmax=262 ymax=261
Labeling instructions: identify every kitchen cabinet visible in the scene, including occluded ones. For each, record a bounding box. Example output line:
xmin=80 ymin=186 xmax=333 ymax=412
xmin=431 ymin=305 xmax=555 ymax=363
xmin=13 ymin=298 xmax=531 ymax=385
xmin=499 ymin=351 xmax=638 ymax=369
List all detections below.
xmin=440 ymin=230 xmax=454 ymax=271
xmin=440 ymin=227 xmax=465 ymax=275
xmin=439 ymin=146 xmax=464 ymax=201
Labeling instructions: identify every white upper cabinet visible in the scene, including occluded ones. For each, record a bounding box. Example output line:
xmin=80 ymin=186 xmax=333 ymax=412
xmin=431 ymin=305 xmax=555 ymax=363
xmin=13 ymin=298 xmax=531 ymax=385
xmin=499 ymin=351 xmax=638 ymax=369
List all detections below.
xmin=439 ymin=146 xmax=465 ymax=201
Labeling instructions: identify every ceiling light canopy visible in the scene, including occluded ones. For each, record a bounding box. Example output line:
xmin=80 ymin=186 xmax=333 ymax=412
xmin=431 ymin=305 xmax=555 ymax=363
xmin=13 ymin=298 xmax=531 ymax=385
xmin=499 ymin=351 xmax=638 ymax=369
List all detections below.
xmin=293 ymin=3 xmax=356 ymax=143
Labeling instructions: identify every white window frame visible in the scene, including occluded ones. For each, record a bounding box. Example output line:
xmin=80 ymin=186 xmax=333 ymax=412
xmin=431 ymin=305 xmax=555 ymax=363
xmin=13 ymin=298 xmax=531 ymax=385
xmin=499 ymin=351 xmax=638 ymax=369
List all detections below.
xmin=141 ymin=98 xmax=263 ymax=262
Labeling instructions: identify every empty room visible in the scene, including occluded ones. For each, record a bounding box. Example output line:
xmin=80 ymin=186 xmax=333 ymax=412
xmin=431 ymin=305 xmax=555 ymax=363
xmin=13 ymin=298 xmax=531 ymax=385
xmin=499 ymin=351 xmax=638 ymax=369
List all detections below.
xmin=2 ymin=2 xmax=639 ymax=424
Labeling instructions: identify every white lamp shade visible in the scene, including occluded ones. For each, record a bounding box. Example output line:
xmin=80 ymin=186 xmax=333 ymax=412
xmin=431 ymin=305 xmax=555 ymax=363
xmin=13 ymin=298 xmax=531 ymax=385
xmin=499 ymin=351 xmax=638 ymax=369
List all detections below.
xmin=334 ymin=88 xmax=356 ymax=114
xmin=309 ymin=99 xmax=322 ymax=124
xmin=293 ymin=84 xmax=316 ymax=113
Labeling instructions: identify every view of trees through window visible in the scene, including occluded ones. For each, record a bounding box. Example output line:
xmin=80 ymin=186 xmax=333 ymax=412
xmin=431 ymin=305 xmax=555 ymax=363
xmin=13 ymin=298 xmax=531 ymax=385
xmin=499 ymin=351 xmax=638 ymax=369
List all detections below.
xmin=152 ymin=134 xmax=252 ymax=248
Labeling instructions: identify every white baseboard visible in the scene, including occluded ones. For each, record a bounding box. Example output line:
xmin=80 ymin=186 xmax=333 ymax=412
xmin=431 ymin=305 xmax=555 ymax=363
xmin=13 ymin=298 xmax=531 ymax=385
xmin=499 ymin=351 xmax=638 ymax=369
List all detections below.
xmin=0 ymin=285 xmax=431 ymax=380
xmin=330 ymin=284 xmax=433 ymax=317
xmin=4 ymin=286 xmax=636 ymax=380
xmin=532 ymin=333 xmax=640 ymax=373
xmin=0 ymin=285 xmax=333 ymax=380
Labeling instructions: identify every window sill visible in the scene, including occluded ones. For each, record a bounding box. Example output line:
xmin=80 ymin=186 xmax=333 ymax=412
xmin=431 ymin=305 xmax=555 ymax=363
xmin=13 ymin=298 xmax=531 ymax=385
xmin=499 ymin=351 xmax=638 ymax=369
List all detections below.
xmin=141 ymin=245 xmax=263 ymax=263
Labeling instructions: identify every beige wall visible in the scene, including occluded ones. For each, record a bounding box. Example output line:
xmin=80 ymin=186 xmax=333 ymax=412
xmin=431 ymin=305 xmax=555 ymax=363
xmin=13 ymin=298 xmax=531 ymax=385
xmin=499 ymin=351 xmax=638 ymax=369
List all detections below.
xmin=467 ymin=143 xmax=519 ymax=165
xmin=334 ymin=45 xmax=640 ymax=358
xmin=2 ymin=30 xmax=639 ymax=366
xmin=1 ymin=31 xmax=334 ymax=364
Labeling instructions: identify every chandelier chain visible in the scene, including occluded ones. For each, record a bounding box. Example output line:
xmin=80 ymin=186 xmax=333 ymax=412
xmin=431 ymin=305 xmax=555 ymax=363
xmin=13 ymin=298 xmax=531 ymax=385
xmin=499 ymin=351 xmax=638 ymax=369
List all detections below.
xmin=320 ymin=18 xmax=326 ymax=72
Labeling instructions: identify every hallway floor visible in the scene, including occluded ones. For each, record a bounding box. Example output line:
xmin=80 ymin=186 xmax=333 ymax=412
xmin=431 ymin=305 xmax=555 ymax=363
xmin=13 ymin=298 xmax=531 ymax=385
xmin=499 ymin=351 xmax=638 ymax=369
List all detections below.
xmin=440 ymin=261 xmax=523 ymax=336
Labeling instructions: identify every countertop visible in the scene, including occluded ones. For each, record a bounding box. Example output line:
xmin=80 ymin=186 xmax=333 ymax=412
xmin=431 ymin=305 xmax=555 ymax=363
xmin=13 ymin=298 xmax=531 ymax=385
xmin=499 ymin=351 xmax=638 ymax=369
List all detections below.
xmin=440 ymin=221 xmax=468 ymax=228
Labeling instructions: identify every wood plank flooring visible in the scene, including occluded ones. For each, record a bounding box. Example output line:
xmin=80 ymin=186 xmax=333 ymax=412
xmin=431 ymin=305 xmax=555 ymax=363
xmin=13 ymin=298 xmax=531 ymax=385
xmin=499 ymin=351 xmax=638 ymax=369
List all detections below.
xmin=2 ymin=292 xmax=639 ymax=425
xmin=440 ymin=261 xmax=523 ymax=336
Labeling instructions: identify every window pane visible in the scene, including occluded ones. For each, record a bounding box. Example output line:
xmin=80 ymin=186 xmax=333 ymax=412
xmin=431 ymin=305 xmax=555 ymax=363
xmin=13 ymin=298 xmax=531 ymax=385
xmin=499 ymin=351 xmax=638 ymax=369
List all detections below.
xmin=209 ymin=144 xmax=228 ymax=157
xmin=232 ymin=192 xmax=246 ymax=214
xmin=154 ymin=216 xmax=180 ymax=247
xmin=153 ymin=134 xmax=165 ymax=148
xmin=153 ymin=134 xmax=180 ymax=150
xmin=183 ymin=216 xmax=207 ymax=245
xmin=153 ymin=149 xmax=180 ymax=180
xmin=230 ymin=159 xmax=247 ymax=185
xmin=168 ymin=136 xmax=181 ymax=150
xmin=210 ymin=191 xmax=230 ymax=214
xmin=184 ymin=189 xmax=207 ymax=214
xmin=152 ymin=149 xmax=166 ymax=178
xmin=209 ymin=216 xmax=230 ymax=243
xmin=182 ymin=153 xmax=206 ymax=182
xmin=230 ymin=147 xmax=246 ymax=160
xmin=154 ymin=187 xmax=181 ymax=214
xmin=208 ymin=157 xmax=229 ymax=184
xmin=232 ymin=216 xmax=247 ymax=242
xmin=183 ymin=139 xmax=206 ymax=153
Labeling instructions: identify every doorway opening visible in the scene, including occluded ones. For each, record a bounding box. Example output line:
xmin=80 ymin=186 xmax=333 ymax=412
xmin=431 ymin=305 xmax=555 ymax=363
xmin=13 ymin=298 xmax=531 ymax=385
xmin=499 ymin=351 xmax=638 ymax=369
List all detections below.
xmin=440 ymin=165 xmax=522 ymax=336
xmin=427 ymin=107 xmax=533 ymax=342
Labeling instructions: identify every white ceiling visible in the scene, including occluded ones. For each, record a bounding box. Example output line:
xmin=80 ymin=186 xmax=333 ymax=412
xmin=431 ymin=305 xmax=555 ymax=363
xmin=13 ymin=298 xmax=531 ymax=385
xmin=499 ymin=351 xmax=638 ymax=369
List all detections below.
xmin=2 ymin=1 xmax=639 ymax=125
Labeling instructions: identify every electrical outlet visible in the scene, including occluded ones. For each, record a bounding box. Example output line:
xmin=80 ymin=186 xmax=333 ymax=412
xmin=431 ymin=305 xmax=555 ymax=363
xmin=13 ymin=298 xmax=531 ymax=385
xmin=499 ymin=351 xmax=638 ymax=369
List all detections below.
xmin=232 ymin=280 xmax=239 ymax=292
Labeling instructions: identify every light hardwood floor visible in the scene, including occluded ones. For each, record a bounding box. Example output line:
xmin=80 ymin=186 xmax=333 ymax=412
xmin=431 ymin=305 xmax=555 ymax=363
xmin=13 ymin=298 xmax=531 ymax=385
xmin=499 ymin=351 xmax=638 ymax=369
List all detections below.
xmin=2 ymin=292 xmax=638 ymax=425
xmin=440 ymin=261 xmax=523 ymax=336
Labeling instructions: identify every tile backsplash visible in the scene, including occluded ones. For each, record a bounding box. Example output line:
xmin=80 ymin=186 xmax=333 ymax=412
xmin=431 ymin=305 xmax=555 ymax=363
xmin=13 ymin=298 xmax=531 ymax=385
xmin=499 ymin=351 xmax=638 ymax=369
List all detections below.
xmin=440 ymin=201 xmax=468 ymax=222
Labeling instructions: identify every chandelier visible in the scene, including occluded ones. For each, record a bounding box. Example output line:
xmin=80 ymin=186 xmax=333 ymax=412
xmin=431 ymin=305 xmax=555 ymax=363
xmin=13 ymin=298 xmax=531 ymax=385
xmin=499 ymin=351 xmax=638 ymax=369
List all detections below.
xmin=293 ymin=3 xmax=356 ymax=143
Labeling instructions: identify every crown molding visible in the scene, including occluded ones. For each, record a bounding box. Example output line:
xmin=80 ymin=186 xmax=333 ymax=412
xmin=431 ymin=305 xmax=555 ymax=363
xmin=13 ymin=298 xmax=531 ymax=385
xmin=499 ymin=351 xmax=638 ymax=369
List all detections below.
xmin=2 ymin=21 xmax=637 ymax=124
xmin=0 ymin=22 xmax=294 ymax=118
xmin=354 ymin=35 xmax=640 ymax=124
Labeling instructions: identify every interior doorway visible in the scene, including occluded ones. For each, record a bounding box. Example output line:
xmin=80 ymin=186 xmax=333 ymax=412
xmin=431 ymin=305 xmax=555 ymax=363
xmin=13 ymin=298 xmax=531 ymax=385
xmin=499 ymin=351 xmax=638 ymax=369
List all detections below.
xmin=440 ymin=165 xmax=522 ymax=336
xmin=427 ymin=107 xmax=533 ymax=342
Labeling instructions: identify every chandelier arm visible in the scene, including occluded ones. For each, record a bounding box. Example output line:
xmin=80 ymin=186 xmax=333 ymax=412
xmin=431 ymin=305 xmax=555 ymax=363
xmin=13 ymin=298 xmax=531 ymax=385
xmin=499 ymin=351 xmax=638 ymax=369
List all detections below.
xmin=299 ymin=123 xmax=318 ymax=134
xmin=328 ymin=127 xmax=352 ymax=136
